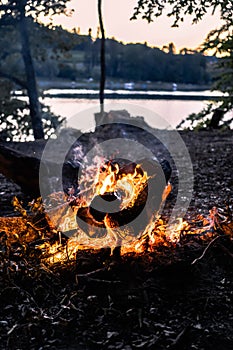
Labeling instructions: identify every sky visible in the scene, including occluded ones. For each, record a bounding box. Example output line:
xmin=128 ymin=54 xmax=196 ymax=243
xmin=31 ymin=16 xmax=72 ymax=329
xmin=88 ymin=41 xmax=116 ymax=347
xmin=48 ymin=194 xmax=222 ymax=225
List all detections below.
xmin=49 ymin=0 xmax=222 ymax=51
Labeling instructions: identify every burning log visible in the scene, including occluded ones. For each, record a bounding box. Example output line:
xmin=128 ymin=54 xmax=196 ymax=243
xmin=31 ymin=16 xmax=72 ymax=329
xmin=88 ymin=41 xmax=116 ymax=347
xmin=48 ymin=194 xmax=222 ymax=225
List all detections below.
xmin=76 ymin=158 xmax=171 ymax=240
xmin=0 ymin=137 xmax=172 ymax=244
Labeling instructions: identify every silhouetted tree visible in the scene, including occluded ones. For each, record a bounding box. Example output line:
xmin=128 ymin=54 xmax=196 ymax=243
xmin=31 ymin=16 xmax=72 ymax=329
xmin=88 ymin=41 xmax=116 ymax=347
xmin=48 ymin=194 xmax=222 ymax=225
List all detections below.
xmin=88 ymin=28 xmax=92 ymax=37
xmin=0 ymin=0 xmax=72 ymax=139
xmin=98 ymin=0 xmax=106 ymax=115
xmin=132 ymin=0 xmax=232 ymax=25
xmin=132 ymin=0 xmax=233 ymax=128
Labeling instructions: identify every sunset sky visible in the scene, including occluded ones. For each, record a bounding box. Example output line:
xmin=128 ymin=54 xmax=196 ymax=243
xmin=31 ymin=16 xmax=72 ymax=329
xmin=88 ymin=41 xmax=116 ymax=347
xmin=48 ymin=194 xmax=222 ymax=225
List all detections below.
xmin=50 ymin=0 xmax=223 ymax=51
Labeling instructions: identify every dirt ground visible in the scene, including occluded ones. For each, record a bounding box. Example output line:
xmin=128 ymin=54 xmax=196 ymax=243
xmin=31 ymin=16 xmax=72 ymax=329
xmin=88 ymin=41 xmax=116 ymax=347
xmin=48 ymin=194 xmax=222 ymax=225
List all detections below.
xmin=0 ymin=129 xmax=232 ymax=349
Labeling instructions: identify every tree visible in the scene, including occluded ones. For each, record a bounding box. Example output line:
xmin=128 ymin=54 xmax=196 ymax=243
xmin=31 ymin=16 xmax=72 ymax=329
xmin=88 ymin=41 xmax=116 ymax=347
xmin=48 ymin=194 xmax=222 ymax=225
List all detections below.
xmin=132 ymin=1 xmax=232 ymax=25
xmin=98 ymin=0 xmax=106 ymax=115
xmin=0 ymin=77 xmax=64 ymax=142
xmin=162 ymin=42 xmax=176 ymax=54
xmin=178 ymin=25 xmax=233 ymax=129
xmin=132 ymin=0 xmax=233 ymax=128
xmin=0 ymin=0 xmax=72 ymax=139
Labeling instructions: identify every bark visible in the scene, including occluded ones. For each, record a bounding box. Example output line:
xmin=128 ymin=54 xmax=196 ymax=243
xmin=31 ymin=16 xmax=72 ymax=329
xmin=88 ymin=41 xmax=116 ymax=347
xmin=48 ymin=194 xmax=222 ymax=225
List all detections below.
xmin=0 ymin=143 xmax=41 ymax=196
xmin=208 ymin=108 xmax=225 ymax=129
xmin=98 ymin=0 xmax=106 ymax=115
xmin=18 ymin=2 xmax=44 ymax=140
xmin=0 ymin=141 xmax=80 ymax=197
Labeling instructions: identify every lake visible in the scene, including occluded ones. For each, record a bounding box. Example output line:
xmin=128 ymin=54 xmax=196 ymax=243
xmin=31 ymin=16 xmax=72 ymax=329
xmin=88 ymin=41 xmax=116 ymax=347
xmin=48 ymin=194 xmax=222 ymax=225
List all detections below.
xmin=42 ymin=91 xmax=218 ymax=131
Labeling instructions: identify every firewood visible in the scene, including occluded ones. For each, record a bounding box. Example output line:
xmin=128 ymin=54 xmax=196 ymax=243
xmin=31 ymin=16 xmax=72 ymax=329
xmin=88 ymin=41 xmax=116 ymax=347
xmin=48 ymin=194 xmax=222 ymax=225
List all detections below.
xmin=0 ymin=143 xmax=41 ymax=196
xmin=76 ymin=158 xmax=170 ymax=238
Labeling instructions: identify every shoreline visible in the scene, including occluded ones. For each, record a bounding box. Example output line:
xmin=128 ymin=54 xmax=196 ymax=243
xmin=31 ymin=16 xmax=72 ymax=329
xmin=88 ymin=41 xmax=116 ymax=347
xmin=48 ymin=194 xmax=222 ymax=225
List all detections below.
xmin=13 ymin=90 xmax=225 ymax=101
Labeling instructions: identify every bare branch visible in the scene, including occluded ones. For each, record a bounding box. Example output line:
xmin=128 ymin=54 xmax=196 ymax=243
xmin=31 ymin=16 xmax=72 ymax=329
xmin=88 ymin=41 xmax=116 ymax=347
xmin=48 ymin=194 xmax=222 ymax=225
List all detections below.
xmin=0 ymin=70 xmax=27 ymax=89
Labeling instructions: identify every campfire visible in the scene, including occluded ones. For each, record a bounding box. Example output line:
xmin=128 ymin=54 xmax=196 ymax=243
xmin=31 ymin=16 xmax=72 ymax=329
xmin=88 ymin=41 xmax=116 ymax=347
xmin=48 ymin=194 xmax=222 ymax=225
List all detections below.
xmin=1 ymin=155 xmax=232 ymax=266
xmin=0 ymin=122 xmax=233 ymax=350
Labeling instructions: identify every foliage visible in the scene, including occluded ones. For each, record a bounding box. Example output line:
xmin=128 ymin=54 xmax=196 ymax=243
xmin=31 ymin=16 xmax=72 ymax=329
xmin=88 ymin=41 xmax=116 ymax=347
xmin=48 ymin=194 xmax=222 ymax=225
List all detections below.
xmin=201 ymin=24 xmax=233 ymax=95
xmin=70 ymin=37 xmax=211 ymax=84
xmin=132 ymin=0 xmax=233 ymax=129
xmin=0 ymin=20 xmax=84 ymax=82
xmin=0 ymin=0 xmax=72 ymax=23
xmin=114 ymin=42 xmax=209 ymax=83
xmin=177 ymin=22 xmax=233 ymax=130
xmin=0 ymin=0 xmax=72 ymax=140
xmin=132 ymin=0 xmax=233 ymax=25
xmin=0 ymin=79 xmax=65 ymax=142
xmin=0 ymin=20 xmax=212 ymax=86
xmin=0 ymin=0 xmax=74 ymax=61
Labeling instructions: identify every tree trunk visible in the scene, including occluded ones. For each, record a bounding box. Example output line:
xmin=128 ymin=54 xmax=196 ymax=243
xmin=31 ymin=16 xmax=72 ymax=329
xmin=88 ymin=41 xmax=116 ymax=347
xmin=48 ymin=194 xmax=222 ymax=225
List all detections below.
xmin=98 ymin=0 xmax=106 ymax=115
xmin=208 ymin=108 xmax=225 ymax=129
xmin=19 ymin=3 xmax=44 ymax=140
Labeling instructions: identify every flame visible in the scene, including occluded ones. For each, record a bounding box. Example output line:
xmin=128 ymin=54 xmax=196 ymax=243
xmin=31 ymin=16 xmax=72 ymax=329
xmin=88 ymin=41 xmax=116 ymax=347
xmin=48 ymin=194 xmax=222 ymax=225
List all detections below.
xmin=95 ymin=162 xmax=120 ymax=195
xmin=91 ymin=161 xmax=149 ymax=210
xmin=1 ymin=158 xmax=232 ymax=265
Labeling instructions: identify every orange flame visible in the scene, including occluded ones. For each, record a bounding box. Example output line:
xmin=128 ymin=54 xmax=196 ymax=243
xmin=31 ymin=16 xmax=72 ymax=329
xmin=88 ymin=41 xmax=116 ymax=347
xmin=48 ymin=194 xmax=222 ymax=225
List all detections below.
xmin=94 ymin=161 xmax=149 ymax=210
xmin=41 ymin=159 xmax=180 ymax=262
xmin=3 ymin=158 xmax=230 ymax=265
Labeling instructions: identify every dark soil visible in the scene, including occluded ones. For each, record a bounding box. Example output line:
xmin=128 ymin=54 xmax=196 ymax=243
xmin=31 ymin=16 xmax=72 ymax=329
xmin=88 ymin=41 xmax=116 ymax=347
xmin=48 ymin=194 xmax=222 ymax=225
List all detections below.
xmin=0 ymin=129 xmax=233 ymax=349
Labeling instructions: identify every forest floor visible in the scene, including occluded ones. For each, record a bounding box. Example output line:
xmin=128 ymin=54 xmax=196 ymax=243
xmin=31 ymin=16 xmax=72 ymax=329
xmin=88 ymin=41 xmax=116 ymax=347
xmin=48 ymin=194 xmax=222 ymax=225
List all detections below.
xmin=0 ymin=129 xmax=232 ymax=349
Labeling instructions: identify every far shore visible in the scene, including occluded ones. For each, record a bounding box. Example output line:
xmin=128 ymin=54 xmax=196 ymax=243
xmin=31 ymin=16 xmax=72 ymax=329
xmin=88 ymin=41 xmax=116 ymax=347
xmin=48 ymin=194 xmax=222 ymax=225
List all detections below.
xmin=12 ymin=78 xmax=224 ymax=101
xmin=36 ymin=78 xmax=212 ymax=92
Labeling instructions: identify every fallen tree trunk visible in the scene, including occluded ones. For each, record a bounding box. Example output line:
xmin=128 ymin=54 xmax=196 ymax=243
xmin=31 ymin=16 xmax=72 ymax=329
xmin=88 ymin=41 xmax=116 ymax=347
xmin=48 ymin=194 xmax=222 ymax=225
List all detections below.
xmin=0 ymin=141 xmax=79 ymax=197
xmin=0 ymin=143 xmax=41 ymax=196
xmin=0 ymin=112 xmax=172 ymax=200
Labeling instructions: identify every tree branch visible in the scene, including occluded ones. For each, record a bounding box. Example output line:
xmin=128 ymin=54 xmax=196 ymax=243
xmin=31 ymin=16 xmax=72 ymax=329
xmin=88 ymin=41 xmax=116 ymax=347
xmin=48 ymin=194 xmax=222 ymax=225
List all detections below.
xmin=0 ymin=70 xmax=27 ymax=89
xmin=0 ymin=5 xmax=17 ymax=11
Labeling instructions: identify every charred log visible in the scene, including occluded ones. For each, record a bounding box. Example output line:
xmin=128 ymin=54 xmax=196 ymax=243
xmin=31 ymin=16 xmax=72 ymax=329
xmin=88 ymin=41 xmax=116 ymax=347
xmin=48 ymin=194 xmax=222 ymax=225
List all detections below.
xmin=0 ymin=144 xmax=41 ymax=196
xmin=0 ymin=142 xmax=80 ymax=197
xmin=76 ymin=159 xmax=171 ymax=239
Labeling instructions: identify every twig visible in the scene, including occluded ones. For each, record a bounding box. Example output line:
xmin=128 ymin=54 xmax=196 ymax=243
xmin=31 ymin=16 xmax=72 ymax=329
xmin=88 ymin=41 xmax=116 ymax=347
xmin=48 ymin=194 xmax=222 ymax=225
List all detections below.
xmin=65 ymin=242 xmax=70 ymax=261
xmin=77 ymin=267 xmax=107 ymax=277
xmin=169 ymin=325 xmax=190 ymax=348
xmin=138 ymin=308 xmax=143 ymax=328
xmin=7 ymin=324 xmax=18 ymax=336
xmin=77 ymin=268 xmax=122 ymax=284
xmin=78 ymin=276 xmax=122 ymax=284
xmin=26 ymin=221 xmax=42 ymax=232
xmin=11 ymin=284 xmax=40 ymax=309
xmin=191 ymin=235 xmax=223 ymax=265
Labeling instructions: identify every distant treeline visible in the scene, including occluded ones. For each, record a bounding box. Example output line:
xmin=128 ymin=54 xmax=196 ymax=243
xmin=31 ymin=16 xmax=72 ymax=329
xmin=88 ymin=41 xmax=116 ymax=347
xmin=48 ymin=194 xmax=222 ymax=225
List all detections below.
xmin=0 ymin=20 xmax=216 ymax=86
xmin=76 ymin=38 xmax=213 ymax=85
